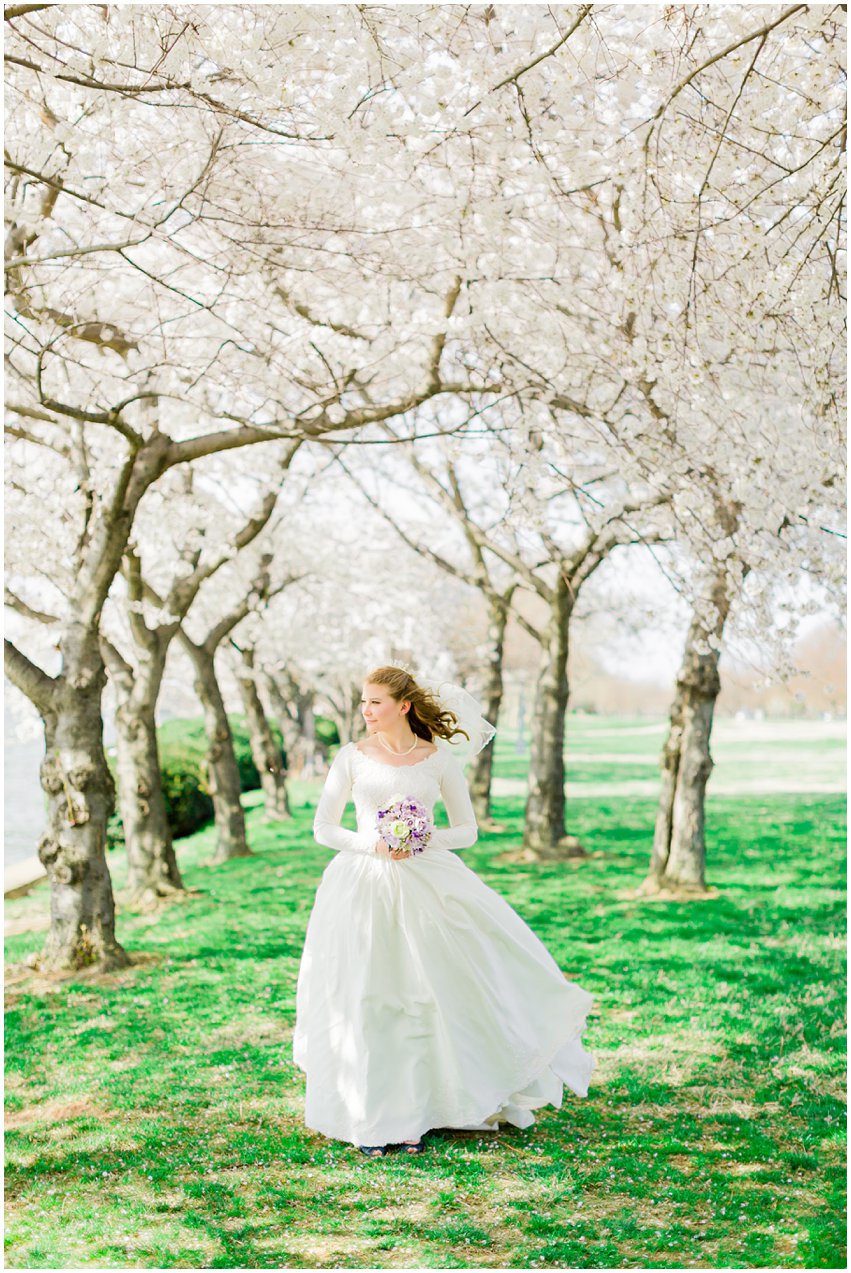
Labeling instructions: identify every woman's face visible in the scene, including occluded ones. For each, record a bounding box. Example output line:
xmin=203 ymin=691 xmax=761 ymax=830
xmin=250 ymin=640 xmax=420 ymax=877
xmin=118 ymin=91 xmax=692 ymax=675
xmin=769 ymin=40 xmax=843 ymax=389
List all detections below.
xmin=361 ymin=682 xmax=410 ymax=733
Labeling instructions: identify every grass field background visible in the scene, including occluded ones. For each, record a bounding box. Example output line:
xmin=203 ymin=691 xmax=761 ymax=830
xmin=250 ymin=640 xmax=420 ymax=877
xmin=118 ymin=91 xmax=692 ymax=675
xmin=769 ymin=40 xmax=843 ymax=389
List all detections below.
xmin=4 ymin=716 xmax=846 ymax=1270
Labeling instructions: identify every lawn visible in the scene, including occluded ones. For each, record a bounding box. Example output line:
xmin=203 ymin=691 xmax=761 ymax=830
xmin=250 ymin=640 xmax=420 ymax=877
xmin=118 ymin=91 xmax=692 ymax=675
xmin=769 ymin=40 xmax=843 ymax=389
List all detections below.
xmin=4 ymin=718 xmax=847 ymax=1270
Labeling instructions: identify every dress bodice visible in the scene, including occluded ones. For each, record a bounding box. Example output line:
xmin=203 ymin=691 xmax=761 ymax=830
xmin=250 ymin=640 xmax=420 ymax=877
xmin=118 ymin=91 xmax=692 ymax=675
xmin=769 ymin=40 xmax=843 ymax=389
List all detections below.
xmin=313 ymin=741 xmax=479 ymax=856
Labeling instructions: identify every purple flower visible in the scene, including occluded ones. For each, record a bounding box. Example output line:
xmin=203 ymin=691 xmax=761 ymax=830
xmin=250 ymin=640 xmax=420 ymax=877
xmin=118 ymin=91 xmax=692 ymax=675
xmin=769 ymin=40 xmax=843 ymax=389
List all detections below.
xmin=375 ymin=796 xmax=433 ymax=854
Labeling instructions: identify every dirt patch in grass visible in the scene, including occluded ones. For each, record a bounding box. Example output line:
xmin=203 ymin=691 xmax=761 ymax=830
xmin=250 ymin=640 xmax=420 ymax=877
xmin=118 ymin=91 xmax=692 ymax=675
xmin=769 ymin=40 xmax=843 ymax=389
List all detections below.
xmin=664 ymin=1153 xmax=698 ymax=1172
xmin=5 ymin=1094 xmax=111 ymax=1131
xmin=597 ymin=1031 xmax=728 ymax=1086
xmin=272 ymin=1230 xmax=391 ymax=1267
xmin=206 ymin=1016 xmax=281 ymax=1048
xmin=4 ymin=912 xmax=51 ymax=937
xmin=116 ymin=1223 xmax=223 ymax=1264
xmin=363 ymin=1200 xmax=434 ymax=1224
xmin=5 ymin=950 xmax=166 ymax=1004
xmin=705 ymin=1093 xmax=778 ymax=1119
xmin=618 ymin=1240 xmax=722 ymax=1269
xmin=104 ymin=1050 xmax=150 ymax=1073
xmin=772 ymin=1230 xmax=809 ymax=1263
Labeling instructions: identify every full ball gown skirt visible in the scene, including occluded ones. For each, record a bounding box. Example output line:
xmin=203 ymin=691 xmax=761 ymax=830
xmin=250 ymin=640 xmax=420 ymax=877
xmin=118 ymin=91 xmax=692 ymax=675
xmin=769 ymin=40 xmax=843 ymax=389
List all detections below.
xmin=292 ymin=742 xmax=595 ymax=1147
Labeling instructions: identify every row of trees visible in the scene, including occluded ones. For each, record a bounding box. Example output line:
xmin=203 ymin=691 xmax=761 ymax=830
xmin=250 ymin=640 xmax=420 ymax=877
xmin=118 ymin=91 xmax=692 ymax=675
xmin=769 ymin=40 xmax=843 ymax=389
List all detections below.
xmin=5 ymin=4 xmax=844 ymax=970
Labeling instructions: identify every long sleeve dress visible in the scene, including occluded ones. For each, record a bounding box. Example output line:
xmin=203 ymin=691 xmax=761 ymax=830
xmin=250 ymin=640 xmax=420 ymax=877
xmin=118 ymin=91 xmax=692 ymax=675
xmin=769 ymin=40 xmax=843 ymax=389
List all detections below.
xmin=292 ymin=741 xmax=595 ymax=1147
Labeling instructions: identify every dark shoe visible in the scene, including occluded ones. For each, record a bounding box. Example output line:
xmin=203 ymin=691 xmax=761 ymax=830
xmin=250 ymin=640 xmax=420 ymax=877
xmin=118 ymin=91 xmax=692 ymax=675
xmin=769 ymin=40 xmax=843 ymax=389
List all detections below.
xmin=400 ymin=1137 xmax=426 ymax=1154
xmin=358 ymin=1144 xmax=388 ymax=1158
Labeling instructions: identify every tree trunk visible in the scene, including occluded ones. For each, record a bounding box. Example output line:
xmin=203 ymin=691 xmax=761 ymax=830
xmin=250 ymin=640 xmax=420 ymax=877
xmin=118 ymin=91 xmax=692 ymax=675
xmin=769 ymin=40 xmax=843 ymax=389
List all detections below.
xmin=521 ymin=580 xmax=584 ymax=860
xmin=35 ymin=629 xmax=130 ymax=971
xmin=643 ymin=579 xmax=731 ymax=895
xmin=190 ymin=648 xmax=251 ymax=863
xmin=113 ymin=693 xmax=183 ymax=903
xmin=265 ymin=675 xmax=316 ymax=776
xmin=236 ymin=649 xmax=291 ymax=821
xmin=469 ymin=595 xmax=508 ymax=824
xmin=329 ymin=686 xmax=360 ymax=746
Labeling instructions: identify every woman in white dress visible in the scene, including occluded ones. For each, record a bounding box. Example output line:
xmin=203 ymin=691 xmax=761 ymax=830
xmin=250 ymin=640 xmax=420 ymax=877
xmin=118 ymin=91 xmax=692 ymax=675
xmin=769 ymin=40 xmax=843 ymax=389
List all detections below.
xmin=292 ymin=666 xmax=595 ymax=1157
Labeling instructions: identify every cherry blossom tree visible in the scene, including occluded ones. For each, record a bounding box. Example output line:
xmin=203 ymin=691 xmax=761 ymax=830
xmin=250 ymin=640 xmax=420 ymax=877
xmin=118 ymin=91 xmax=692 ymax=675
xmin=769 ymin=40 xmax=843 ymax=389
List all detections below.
xmin=5 ymin=2 xmax=843 ymax=964
xmin=229 ymin=641 xmax=292 ymax=822
xmin=328 ymin=409 xmax=671 ymax=855
xmin=5 ymin=5 xmax=500 ymax=967
xmin=333 ymin=432 xmax=519 ymax=824
xmin=593 ymin=7 xmax=844 ymax=891
xmin=99 ymin=446 xmax=300 ymax=901
xmin=480 ymin=2 xmax=844 ymax=881
xmin=166 ymin=547 xmax=300 ymax=863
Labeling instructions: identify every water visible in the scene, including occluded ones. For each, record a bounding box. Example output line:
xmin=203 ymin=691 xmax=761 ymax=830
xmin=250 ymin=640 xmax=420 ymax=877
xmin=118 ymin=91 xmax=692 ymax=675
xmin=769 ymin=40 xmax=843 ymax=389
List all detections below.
xmin=4 ymin=703 xmax=122 ymax=870
xmin=4 ymin=730 xmax=46 ymax=866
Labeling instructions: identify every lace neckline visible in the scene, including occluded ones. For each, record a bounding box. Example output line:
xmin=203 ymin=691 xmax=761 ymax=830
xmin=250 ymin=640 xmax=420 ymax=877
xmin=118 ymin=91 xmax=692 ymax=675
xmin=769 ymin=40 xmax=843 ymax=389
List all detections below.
xmin=352 ymin=742 xmax=440 ymax=771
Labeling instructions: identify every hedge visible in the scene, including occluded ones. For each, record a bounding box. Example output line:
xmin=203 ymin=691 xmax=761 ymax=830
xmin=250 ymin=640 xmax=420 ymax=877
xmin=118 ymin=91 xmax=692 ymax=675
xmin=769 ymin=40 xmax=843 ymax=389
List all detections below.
xmin=107 ymin=714 xmax=293 ymax=849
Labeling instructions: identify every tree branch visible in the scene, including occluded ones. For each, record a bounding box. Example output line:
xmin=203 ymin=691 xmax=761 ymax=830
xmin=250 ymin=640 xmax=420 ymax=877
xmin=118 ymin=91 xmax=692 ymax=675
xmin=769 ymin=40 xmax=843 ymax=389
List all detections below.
xmin=38 ymin=392 xmax=145 ymax=446
xmin=335 ymin=453 xmax=479 ymax=588
xmin=4 ymin=637 xmax=57 ymax=713
xmin=465 ymin=5 xmax=593 ymax=114
xmin=5 ymin=421 xmax=70 ymax=457
xmin=120 ymin=547 xmax=160 ymax=654
xmin=5 ymin=5 xmax=53 ymax=20
xmin=164 ymin=447 xmax=299 ymax=620
xmin=379 ymin=420 xmax=554 ymax=601
xmin=99 ymin=633 xmax=133 ymax=687
xmin=647 ymin=4 xmax=808 ymax=124
xmin=5 ymin=234 xmax=152 ymax=272
xmin=4 ymin=588 xmax=60 ymax=624
xmin=427 ymin=276 xmax=463 ymax=390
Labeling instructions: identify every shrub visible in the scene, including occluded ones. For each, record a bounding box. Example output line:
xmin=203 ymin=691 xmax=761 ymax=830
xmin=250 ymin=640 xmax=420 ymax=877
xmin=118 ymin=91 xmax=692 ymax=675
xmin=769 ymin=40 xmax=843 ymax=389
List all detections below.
xmin=107 ymin=714 xmax=289 ymax=847
xmin=314 ymin=716 xmax=340 ymax=748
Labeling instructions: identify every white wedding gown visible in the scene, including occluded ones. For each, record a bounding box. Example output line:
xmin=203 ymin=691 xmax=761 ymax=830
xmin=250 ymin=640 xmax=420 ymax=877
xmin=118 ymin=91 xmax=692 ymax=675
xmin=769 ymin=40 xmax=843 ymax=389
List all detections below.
xmin=292 ymin=741 xmax=595 ymax=1147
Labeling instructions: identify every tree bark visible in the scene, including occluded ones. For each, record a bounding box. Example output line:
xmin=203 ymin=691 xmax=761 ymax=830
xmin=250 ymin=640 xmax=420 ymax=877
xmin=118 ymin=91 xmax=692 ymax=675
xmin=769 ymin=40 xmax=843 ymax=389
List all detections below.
xmin=469 ymin=593 xmax=509 ymax=824
xmin=174 ymin=555 xmax=290 ymax=859
xmin=26 ymin=628 xmax=130 ymax=970
xmin=104 ymin=472 xmax=295 ymax=895
xmin=102 ymin=633 xmax=184 ymax=904
xmin=643 ymin=575 xmax=732 ymax=894
xmin=265 ymin=673 xmax=317 ymax=775
xmin=236 ymin=648 xmax=291 ymax=821
xmin=187 ymin=645 xmax=251 ymax=863
xmin=113 ymin=693 xmax=183 ymax=902
xmin=324 ymin=683 xmax=360 ymax=747
xmin=521 ymin=578 xmax=584 ymax=860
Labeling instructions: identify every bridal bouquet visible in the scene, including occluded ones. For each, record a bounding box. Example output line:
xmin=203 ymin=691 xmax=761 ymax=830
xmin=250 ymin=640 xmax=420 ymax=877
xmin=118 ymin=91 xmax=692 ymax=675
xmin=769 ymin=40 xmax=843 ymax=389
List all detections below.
xmin=376 ymin=795 xmax=433 ymax=855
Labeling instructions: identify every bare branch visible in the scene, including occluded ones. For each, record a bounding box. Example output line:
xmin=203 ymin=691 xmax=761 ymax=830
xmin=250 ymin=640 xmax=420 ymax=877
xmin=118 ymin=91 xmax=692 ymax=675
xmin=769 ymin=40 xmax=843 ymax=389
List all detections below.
xmin=4 ymin=160 xmax=136 ymax=219
xmin=166 ymin=380 xmax=501 ymax=467
xmin=164 ymin=446 xmax=300 ymax=620
xmin=5 ymin=5 xmax=53 ymax=20
xmin=37 ymin=392 xmax=145 ymax=447
xmin=6 ymin=234 xmax=151 ymax=271
xmin=4 ymin=588 xmax=60 ymax=624
xmin=465 ymin=5 xmax=593 ymax=114
xmin=99 ymin=633 xmax=133 ymax=686
xmin=273 ymin=283 xmax=372 ymax=342
xmin=4 ymin=637 xmax=57 ymax=713
xmin=5 ymin=421 xmax=70 ymax=457
xmin=335 ymin=452 xmax=479 ymax=587
xmin=427 ymin=276 xmax=463 ymax=390
xmin=120 ymin=547 xmax=159 ymax=654
xmin=647 ymin=4 xmax=808 ymax=126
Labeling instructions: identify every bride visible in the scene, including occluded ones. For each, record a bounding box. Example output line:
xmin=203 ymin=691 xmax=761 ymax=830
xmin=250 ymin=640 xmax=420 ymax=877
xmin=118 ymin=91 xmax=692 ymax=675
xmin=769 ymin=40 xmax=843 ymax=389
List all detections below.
xmin=292 ymin=665 xmax=595 ymax=1157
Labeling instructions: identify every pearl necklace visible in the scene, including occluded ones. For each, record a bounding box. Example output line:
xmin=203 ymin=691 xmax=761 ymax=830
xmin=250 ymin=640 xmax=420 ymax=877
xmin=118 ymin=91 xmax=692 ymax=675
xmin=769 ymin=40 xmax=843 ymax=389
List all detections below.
xmin=377 ymin=731 xmax=419 ymax=756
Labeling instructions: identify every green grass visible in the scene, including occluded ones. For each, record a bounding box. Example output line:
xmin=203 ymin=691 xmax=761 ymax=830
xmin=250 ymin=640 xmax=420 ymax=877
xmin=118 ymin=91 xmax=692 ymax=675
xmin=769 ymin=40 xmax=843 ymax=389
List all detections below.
xmin=492 ymin=715 xmax=847 ymax=792
xmin=4 ymin=720 xmax=846 ymax=1269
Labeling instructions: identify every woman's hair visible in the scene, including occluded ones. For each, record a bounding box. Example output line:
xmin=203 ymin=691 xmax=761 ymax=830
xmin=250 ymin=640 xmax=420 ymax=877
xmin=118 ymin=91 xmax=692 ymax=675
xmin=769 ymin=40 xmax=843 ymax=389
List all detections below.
xmin=364 ymin=667 xmax=470 ymax=745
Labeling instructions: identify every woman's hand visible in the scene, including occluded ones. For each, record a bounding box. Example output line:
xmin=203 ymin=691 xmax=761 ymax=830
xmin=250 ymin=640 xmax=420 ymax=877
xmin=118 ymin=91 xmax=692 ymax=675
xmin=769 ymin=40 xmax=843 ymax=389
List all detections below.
xmin=374 ymin=837 xmax=412 ymax=860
